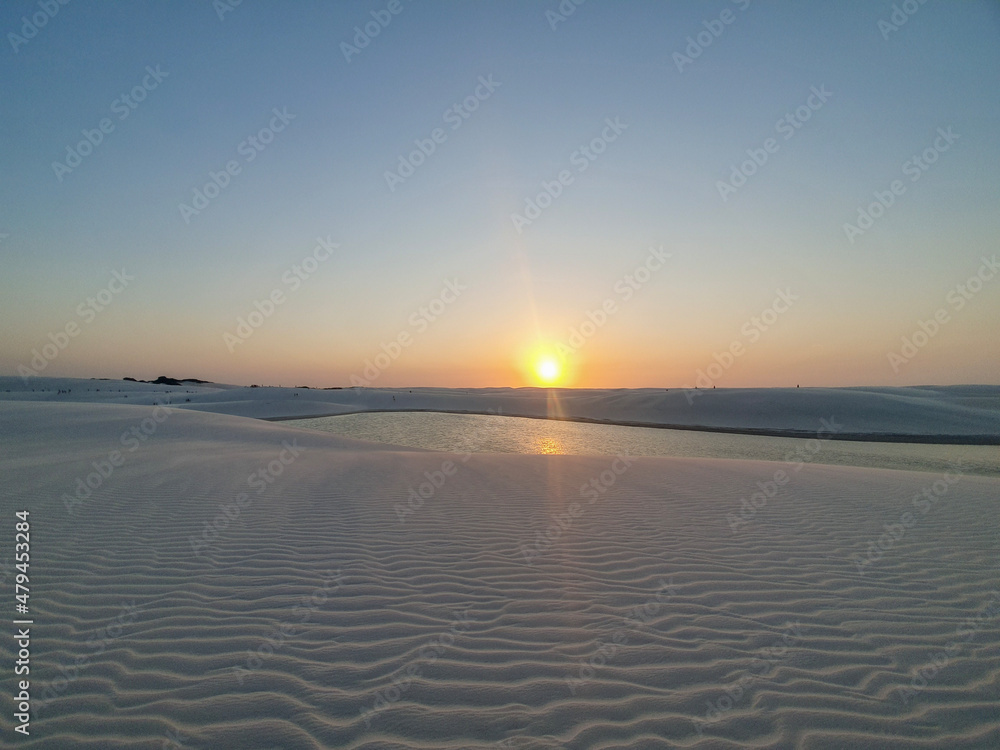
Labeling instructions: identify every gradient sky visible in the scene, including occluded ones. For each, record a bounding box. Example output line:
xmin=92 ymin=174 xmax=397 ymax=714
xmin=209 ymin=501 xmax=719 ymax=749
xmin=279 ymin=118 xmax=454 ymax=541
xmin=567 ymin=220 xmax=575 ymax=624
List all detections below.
xmin=2 ymin=0 xmax=998 ymax=388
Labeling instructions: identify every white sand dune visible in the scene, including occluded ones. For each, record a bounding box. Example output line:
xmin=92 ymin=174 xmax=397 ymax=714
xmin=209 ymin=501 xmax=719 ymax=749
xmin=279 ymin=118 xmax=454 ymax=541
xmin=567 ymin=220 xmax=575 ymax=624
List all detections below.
xmin=1 ymin=393 xmax=999 ymax=748
xmin=3 ymin=377 xmax=1000 ymax=441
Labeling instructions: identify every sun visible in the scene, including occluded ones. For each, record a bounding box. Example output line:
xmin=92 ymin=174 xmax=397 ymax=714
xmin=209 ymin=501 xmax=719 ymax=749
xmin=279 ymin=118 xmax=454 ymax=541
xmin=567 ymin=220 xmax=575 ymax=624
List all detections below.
xmin=520 ymin=341 xmax=570 ymax=386
xmin=535 ymin=356 xmax=561 ymax=385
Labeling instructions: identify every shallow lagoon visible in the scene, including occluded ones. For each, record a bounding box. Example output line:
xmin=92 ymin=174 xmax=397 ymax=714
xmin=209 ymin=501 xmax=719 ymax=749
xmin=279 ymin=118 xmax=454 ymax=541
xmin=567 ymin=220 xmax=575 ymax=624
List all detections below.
xmin=288 ymin=411 xmax=999 ymax=477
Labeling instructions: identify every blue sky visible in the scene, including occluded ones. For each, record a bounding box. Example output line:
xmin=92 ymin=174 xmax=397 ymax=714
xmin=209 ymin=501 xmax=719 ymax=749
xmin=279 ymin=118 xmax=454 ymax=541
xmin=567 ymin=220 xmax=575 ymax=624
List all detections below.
xmin=2 ymin=0 xmax=998 ymax=387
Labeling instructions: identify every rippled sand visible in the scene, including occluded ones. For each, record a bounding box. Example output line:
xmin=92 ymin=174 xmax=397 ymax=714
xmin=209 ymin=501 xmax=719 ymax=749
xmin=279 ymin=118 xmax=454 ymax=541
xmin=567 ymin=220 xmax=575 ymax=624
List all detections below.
xmin=2 ymin=400 xmax=999 ymax=748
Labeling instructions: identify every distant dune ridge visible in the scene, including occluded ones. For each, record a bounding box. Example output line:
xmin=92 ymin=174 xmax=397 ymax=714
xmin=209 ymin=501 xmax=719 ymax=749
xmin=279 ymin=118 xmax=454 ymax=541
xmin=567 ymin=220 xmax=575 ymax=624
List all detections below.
xmin=1 ymin=378 xmax=999 ymax=747
xmin=3 ymin=376 xmax=1000 ymax=441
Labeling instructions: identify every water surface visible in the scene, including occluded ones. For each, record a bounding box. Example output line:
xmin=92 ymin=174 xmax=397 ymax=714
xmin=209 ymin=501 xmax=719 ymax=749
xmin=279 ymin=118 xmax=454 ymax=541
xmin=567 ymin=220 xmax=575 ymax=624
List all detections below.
xmin=287 ymin=411 xmax=999 ymax=477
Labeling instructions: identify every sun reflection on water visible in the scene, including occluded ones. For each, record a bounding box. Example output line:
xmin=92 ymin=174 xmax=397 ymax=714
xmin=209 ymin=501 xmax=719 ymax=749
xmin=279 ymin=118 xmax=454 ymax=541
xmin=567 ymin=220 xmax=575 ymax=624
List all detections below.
xmin=534 ymin=435 xmax=563 ymax=454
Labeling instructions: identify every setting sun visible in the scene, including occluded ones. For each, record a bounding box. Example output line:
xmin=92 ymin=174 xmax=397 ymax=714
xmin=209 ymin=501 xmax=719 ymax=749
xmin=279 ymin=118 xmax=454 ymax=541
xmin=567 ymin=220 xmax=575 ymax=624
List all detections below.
xmin=536 ymin=357 xmax=561 ymax=385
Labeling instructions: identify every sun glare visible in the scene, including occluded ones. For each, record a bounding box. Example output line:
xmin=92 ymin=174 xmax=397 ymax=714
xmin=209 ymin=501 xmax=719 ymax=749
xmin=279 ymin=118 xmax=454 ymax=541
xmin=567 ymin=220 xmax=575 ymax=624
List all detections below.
xmin=536 ymin=357 xmax=561 ymax=385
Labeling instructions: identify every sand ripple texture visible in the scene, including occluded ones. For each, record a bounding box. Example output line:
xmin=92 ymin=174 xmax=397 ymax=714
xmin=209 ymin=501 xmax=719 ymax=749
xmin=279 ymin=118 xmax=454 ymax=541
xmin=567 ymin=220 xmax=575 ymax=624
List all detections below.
xmin=1 ymin=402 xmax=998 ymax=749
